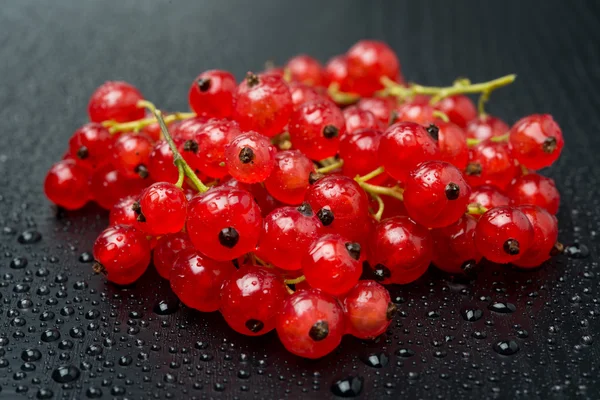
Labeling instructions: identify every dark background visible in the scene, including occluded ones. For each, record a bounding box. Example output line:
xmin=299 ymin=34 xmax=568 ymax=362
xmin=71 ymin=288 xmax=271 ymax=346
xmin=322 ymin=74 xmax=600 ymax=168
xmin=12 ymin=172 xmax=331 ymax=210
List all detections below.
xmin=1 ymin=0 xmax=599 ymax=399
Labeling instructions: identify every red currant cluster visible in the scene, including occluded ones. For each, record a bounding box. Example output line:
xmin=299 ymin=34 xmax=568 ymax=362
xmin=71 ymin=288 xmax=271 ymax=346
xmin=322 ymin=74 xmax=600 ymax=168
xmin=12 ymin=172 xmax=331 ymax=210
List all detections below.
xmin=44 ymin=40 xmax=565 ymax=359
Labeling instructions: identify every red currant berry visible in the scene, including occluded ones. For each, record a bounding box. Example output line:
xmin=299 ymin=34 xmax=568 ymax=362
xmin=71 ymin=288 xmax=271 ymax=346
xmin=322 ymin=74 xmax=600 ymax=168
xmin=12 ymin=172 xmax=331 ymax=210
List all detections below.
xmin=346 ymin=40 xmax=402 ymax=96
xmin=147 ymin=140 xmax=179 ymax=184
xmin=369 ymin=216 xmax=433 ymax=284
xmin=44 ymin=159 xmax=91 ymax=210
xmin=339 ymin=128 xmax=386 ymax=184
xmin=324 ymin=55 xmax=350 ymax=90
xmin=135 ymin=182 xmax=187 ymax=236
xmin=264 ymin=150 xmax=315 ymax=205
xmin=88 ymin=81 xmax=145 ymax=123
xmin=224 ymin=131 xmax=276 ymax=183
xmin=379 ymin=122 xmax=440 ymax=182
xmin=288 ymin=99 xmax=345 ymax=160
xmin=276 ymin=288 xmax=345 ymax=359
xmin=140 ymin=112 xmax=171 ymax=142
xmin=68 ymin=123 xmax=112 ymax=170
xmin=342 ymin=106 xmax=381 ymax=135
xmin=90 ymin=164 xmax=148 ymax=210
xmin=465 ymin=115 xmax=509 ymax=141
xmin=506 ymin=173 xmax=560 ymax=214
xmin=356 ymin=97 xmax=396 ymax=126
xmin=220 ymin=265 xmax=288 ymax=336
xmin=342 ymin=280 xmax=395 ymax=339
xmin=93 ymin=225 xmax=151 ymax=285
xmin=430 ymin=214 xmax=481 ymax=274
xmin=112 ymin=132 xmax=154 ymax=179
xmin=190 ymin=119 xmax=241 ymax=178
xmin=302 ymin=234 xmax=363 ymax=296
xmin=187 ymin=186 xmax=262 ymax=261
xmin=233 ymin=72 xmax=292 ymax=138
xmin=257 ymin=205 xmax=322 ymax=271
xmin=433 ymin=122 xmax=469 ymax=170
xmin=465 ymin=141 xmax=517 ymax=190
xmin=171 ymin=117 xmax=209 ymax=141
xmin=403 ymin=161 xmax=472 ymax=228
xmin=170 ymin=248 xmax=236 ymax=311
xmin=289 ymin=82 xmax=324 ymax=110
xmin=286 ymin=54 xmax=324 ymax=86
xmin=108 ymin=196 xmax=139 ymax=226
xmin=512 ymin=205 xmax=558 ymax=268
xmin=153 ymin=232 xmax=193 ymax=279
xmin=468 ymin=185 xmax=510 ymax=218
xmin=395 ymin=102 xmax=438 ymax=126
xmin=188 ymin=70 xmax=236 ymax=119
xmin=435 ymin=95 xmax=477 ymax=128
xmin=508 ymin=114 xmax=564 ymax=170
xmin=222 ymin=178 xmax=281 ymax=217
xmin=474 ymin=206 xmax=534 ymax=264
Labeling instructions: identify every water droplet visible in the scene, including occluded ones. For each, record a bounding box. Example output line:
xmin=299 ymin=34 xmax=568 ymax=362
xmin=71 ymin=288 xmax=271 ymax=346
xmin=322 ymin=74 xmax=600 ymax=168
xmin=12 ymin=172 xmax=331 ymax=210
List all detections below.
xmin=331 ymin=376 xmax=363 ymax=397
xmin=21 ymin=348 xmax=42 ymax=362
xmin=41 ymin=329 xmax=61 ymax=342
xmin=36 ymin=388 xmax=54 ymax=399
xmin=10 ymin=257 xmax=28 ymax=269
xmin=516 ymin=329 xmax=529 ymax=338
xmin=493 ymin=340 xmax=519 ymax=355
xmin=86 ymin=386 xmax=103 ymax=398
xmin=153 ymin=298 xmax=179 ymax=315
xmin=488 ymin=302 xmax=516 ymax=314
xmin=395 ymin=348 xmax=415 ymax=357
xmin=564 ymin=243 xmax=590 ymax=259
xmin=362 ymin=353 xmax=388 ymax=368
xmin=79 ymin=252 xmax=93 ymax=263
xmin=461 ymin=307 xmax=483 ymax=322
xmin=51 ymin=365 xmax=81 ymax=383
xmin=472 ymin=331 xmax=487 ymax=339
xmin=17 ymin=230 xmax=42 ymax=244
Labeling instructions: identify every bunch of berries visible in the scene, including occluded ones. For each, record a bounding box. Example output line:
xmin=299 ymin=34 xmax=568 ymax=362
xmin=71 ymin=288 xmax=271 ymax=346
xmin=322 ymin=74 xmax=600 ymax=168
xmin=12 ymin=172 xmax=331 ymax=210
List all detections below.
xmin=44 ymin=40 xmax=565 ymax=359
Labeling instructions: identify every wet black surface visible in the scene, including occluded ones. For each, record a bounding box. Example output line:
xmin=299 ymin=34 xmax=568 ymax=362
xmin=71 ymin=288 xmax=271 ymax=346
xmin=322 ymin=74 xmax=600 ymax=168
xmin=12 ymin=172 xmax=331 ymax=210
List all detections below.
xmin=1 ymin=0 xmax=600 ymax=398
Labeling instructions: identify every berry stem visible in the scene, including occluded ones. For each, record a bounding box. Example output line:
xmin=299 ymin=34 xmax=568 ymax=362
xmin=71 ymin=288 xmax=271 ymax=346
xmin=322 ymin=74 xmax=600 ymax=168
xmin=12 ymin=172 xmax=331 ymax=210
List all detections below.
xmin=477 ymin=90 xmax=491 ymax=117
xmin=137 ymin=100 xmax=208 ymax=193
xmin=371 ymin=193 xmax=385 ymax=222
xmin=467 ymin=203 xmax=488 ymax=215
xmin=102 ymin=111 xmax=196 ymax=135
xmin=316 ymin=159 xmax=344 ymax=174
xmin=432 ymin=110 xmax=450 ymax=122
xmin=284 ymin=275 xmax=306 ymax=285
xmin=466 ymin=132 xmax=510 ymax=147
xmin=327 ymin=82 xmax=360 ymax=105
xmin=175 ymin=162 xmax=185 ymax=188
xmin=355 ymin=166 xmax=386 ymax=183
xmin=358 ymin=181 xmax=404 ymax=201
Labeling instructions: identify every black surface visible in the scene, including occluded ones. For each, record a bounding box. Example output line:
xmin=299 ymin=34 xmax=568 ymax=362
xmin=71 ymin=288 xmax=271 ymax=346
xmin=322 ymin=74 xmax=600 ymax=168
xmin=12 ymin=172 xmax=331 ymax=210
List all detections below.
xmin=1 ymin=0 xmax=600 ymax=399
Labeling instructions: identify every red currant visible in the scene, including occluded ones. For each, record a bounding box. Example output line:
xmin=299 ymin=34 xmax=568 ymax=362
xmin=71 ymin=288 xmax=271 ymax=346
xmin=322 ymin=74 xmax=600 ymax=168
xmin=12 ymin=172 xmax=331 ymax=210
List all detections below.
xmin=108 ymin=196 xmax=139 ymax=226
xmin=468 ymin=185 xmax=510 ymax=218
xmin=356 ymin=97 xmax=396 ymax=126
xmin=171 ymin=117 xmax=209 ymax=141
xmin=68 ymin=123 xmax=112 ymax=170
xmin=465 ymin=141 xmax=517 ymax=189
xmin=346 ymin=40 xmax=402 ymax=96
xmin=433 ymin=122 xmax=469 ymax=170
xmin=512 ymin=205 xmax=558 ymax=268
xmin=465 ymin=115 xmax=509 ymax=141
xmin=430 ymin=214 xmax=481 ymax=274
xmin=90 ymin=164 xmax=147 ymax=210
xmin=339 ymin=128 xmax=386 ymax=184
xmin=342 ymin=106 xmax=381 ymax=134
xmin=289 ymin=82 xmax=324 ymax=110
xmin=44 ymin=159 xmax=91 ymax=210
xmin=153 ymin=232 xmax=193 ymax=279
xmin=112 ymin=132 xmax=154 ymax=179
xmin=395 ymin=102 xmax=438 ymax=126
xmin=147 ymin=140 xmax=179 ymax=183
xmin=506 ymin=173 xmax=560 ymax=214
xmin=324 ymin=55 xmax=350 ymax=89
xmin=435 ymin=95 xmax=477 ymax=128
xmin=264 ymin=150 xmax=315 ymax=205
xmin=88 ymin=81 xmax=145 ymax=123
xmin=286 ymin=54 xmax=324 ymax=86
xmin=190 ymin=119 xmax=241 ymax=178
xmin=135 ymin=182 xmax=187 ymax=236
xmin=508 ymin=114 xmax=564 ymax=170
xmin=224 ymin=131 xmax=276 ymax=183
xmin=188 ymin=70 xmax=236 ymax=119
xmin=222 ymin=178 xmax=281 ymax=216
xmin=342 ymin=280 xmax=395 ymax=339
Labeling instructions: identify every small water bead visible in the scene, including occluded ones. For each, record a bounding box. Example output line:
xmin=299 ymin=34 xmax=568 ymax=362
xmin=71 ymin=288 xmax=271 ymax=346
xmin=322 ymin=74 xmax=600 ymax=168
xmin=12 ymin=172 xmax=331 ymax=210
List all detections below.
xmin=79 ymin=252 xmax=94 ymax=263
xmin=461 ymin=308 xmax=483 ymax=322
xmin=362 ymin=353 xmax=389 ymax=368
xmin=52 ymin=365 xmax=81 ymax=383
xmin=21 ymin=348 xmax=42 ymax=362
xmin=493 ymin=340 xmax=520 ymax=355
xmin=17 ymin=230 xmax=42 ymax=244
xmin=331 ymin=376 xmax=363 ymax=397
xmin=564 ymin=243 xmax=590 ymax=259
xmin=10 ymin=257 xmax=28 ymax=269
xmin=488 ymin=302 xmax=516 ymax=314
xmin=41 ymin=328 xmax=61 ymax=342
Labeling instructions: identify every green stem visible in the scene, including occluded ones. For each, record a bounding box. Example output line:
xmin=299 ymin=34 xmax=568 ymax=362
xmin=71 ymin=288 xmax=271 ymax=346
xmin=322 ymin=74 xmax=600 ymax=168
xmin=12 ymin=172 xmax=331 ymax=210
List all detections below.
xmin=432 ymin=110 xmax=450 ymax=122
xmin=371 ymin=193 xmax=385 ymax=222
xmin=103 ymin=111 xmax=196 ymax=135
xmin=358 ymin=181 xmax=404 ymax=201
xmin=327 ymin=82 xmax=360 ymax=105
xmin=355 ymin=166 xmax=386 ymax=183
xmin=467 ymin=203 xmax=488 ymax=215
xmin=175 ymin=162 xmax=185 ymax=188
xmin=317 ymin=159 xmax=344 ymax=174
xmin=477 ymin=90 xmax=490 ymax=117
xmin=466 ymin=132 xmax=510 ymax=147
xmin=284 ymin=275 xmax=306 ymax=285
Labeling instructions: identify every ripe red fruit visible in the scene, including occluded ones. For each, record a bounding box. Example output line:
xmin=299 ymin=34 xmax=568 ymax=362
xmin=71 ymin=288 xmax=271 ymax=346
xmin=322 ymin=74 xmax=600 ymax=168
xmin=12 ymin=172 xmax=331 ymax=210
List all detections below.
xmin=147 ymin=140 xmax=179 ymax=184
xmin=112 ymin=132 xmax=154 ymax=179
xmin=224 ymin=131 xmax=276 ymax=183
xmin=276 ymin=289 xmax=345 ymax=359
xmin=170 ymin=249 xmax=236 ymax=311
xmin=465 ymin=141 xmax=517 ymax=189
xmin=92 ymin=225 xmax=151 ymax=285
xmin=430 ymin=214 xmax=481 ymax=274
xmin=68 ymin=123 xmax=112 ymax=170
xmin=286 ymin=54 xmax=324 ymax=86
xmin=395 ymin=102 xmax=438 ymax=126
xmin=187 ymin=186 xmax=262 ymax=261
xmin=44 ymin=159 xmax=91 ymax=210
xmin=468 ymin=185 xmax=511 ymax=218
xmin=508 ymin=114 xmax=564 ymax=170
xmin=434 ymin=122 xmax=469 ymax=170
xmin=264 ymin=150 xmax=315 ymax=205
xmin=153 ymin=232 xmax=194 ymax=279
xmin=220 ymin=266 xmax=288 ymax=336
xmin=356 ymin=97 xmax=396 ymax=126
xmin=465 ymin=115 xmax=509 ymax=141
xmin=88 ymin=81 xmax=145 ymax=123
xmin=90 ymin=164 xmax=147 ymax=210
xmin=171 ymin=117 xmax=209 ymax=141
xmin=342 ymin=106 xmax=381 ymax=134
xmin=513 ymin=205 xmax=559 ymax=268
xmin=222 ymin=178 xmax=281 ymax=217
xmin=302 ymin=234 xmax=363 ymax=296
xmin=233 ymin=72 xmax=293 ymax=138
xmin=346 ymin=40 xmax=402 ymax=96
xmin=323 ymin=55 xmax=350 ymax=90
xmin=135 ymin=182 xmax=187 ymax=236
xmin=108 ymin=196 xmax=139 ymax=226
xmin=379 ymin=122 xmax=440 ymax=182
xmin=435 ymin=95 xmax=477 ymax=128
xmin=342 ymin=280 xmax=395 ymax=339
xmin=369 ymin=216 xmax=433 ymax=284
xmin=289 ymin=99 xmax=345 ymax=160
xmin=257 ymin=205 xmax=322 ymax=271
xmin=289 ymin=82 xmax=324 ymax=110
xmin=506 ymin=173 xmax=560 ymax=214
xmin=403 ymin=161 xmax=472 ymax=228
xmin=339 ymin=129 xmax=386 ymax=184
xmin=474 ymin=206 xmax=534 ymax=264
xmin=188 ymin=70 xmax=236 ymax=119
xmin=190 ymin=119 xmax=241 ymax=178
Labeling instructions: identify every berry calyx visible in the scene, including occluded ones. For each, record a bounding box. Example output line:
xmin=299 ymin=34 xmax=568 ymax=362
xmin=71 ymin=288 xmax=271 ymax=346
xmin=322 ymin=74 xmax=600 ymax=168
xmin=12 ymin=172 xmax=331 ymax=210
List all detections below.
xmin=224 ymin=131 xmax=276 ymax=183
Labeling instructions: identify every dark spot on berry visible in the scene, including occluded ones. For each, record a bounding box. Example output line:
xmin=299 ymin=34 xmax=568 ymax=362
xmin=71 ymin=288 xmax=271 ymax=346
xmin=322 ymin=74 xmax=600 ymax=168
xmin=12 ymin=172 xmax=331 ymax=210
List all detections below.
xmin=550 ymin=241 xmax=564 ymax=256
xmin=232 ymin=259 xmax=240 ymax=269
xmin=461 ymin=259 xmax=478 ymax=279
xmin=218 ymin=227 xmax=239 ymax=248
xmin=317 ymin=208 xmax=334 ymax=226
xmin=465 ymin=162 xmax=482 ymax=176
xmin=196 ymin=77 xmax=211 ymax=92
xmin=309 ymin=172 xmax=324 ymax=185
xmin=136 ymin=213 xmax=146 ymax=223
xmin=297 ymin=202 xmax=313 ymax=217
xmin=345 ymin=242 xmax=361 ymax=260
xmin=244 ymin=319 xmax=264 ymax=333
xmin=388 ymin=110 xmax=399 ymax=126
xmin=445 ymin=182 xmax=460 ymax=200
xmin=76 ymin=146 xmax=89 ymax=160
xmin=503 ymin=239 xmax=520 ymax=255
xmin=135 ymin=164 xmax=149 ymax=179
xmin=543 ymin=136 xmax=558 ymax=153
xmin=427 ymin=124 xmax=439 ymax=140
xmin=309 ymin=320 xmax=329 ymax=341
xmin=386 ymin=302 xmax=398 ymax=320
xmin=183 ymin=140 xmax=199 ymax=153
xmin=322 ymin=125 xmax=339 ymax=139
xmin=373 ymin=264 xmax=391 ymax=281
xmin=239 ymin=147 xmax=255 ymax=164
xmin=246 ymin=72 xmax=260 ymax=87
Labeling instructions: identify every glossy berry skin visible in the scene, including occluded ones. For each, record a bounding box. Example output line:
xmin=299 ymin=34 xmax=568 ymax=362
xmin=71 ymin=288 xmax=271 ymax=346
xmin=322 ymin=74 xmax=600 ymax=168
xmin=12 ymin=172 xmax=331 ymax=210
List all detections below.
xmin=264 ymin=150 xmax=315 ymax=205
xmin=90 ymin=164 xmax=147 ymax=210
xmin=403 ymin=161 xmax=472 ymax=228
xmin=302 ymin=234 xmax=363 ymax=296
xmin=187 ymin=186 xmax=262 ymax=261
xmin=44 ymin=159 xmax=91 ymax=210
xmin=346 ymin=40 xmax=401 ymax=96
xmin=379 ymin=122 xmax=440 ymax=182
xmin=153 ymin=232 xmax=194 ymax=279
xmin=191 ymin=119 xmax=241 ymax=178
xmin=508 ymin=114 xmax=564 ymax=170
xmin=88 ymin=81 xmax=145 ymax=123
xmin=222 ymin=178 xmax=281 ymax=217
xmin=342 ymin=280 xmax=395 ymax=339
xmin=135 ymin=182 xmax=187 ymax=236
xmin=466 ymin=115 xmax=509 ymax=141
xmin=468 ymin=185 xmax=511 ymax=218
xmin=513 ymin=205 xmax=558 ymax=268
xmin=369 ymin=216 xmax=433 ymax=285
xmin=68 ymin=123 xmax=112 ymax=170
xmin=276 ymin=289 xmax=345 ymax=359
xmin=305 ymin=175 xmax=371 ymax=243
xmin=474 ymin=206 xmax=534 ymax=264
xmin=92 ymin=225 xmax=151 ymax=285
xmin=171 ymin=117 xmax=209 ymax=141
xmin=170 ymin=249 xmax=236 ymax=311
xmin=286 ymin=54 xmax=324 ymax=86
xmin=435 ymin=95 xmax=477 ymax=128
xmin=188 ymin=70 xmax=236 ymax=119
xmin=342 ymin=106 xmax=381 ymax=134
xmin=108 ymin=196 xmax=138 ymax=226
xmin=323 ymin=55 xmax=350 ymax=88
xmin=430 ymin=214 xmax=481 ymax=274
xmin=289 ymin=99 xmax=345 ymax=160
xmin=506 ymin=173 xmax=560 ymax=214
xmin=395 ymin=102 xmax=437 ymax=126
xmin=289 ymin=82 xmax=324 ymax=110
xmin=147 ymin=140 xmax=179 ymax=183
xmin=435 ymin=121 xmax=469 ymax=169
xmin=112 ymin=132 xmax=154 ymax=179
xmin=257 ymin=206 xmax=322 ymax=271
xmin=220 ymin=266 xmax=288 ymax=336
xmin=339 ymin=129 xmax=386 ymax=184
xmin=465 ymin=141 xmax=517 ymax=190
xmin=224 ymin=131 xmax=276 ymax=183
xmin=356 ymin=97 xmax=396 ymax=126
xmin=233 ymin=73 xmax=293 ymax=138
